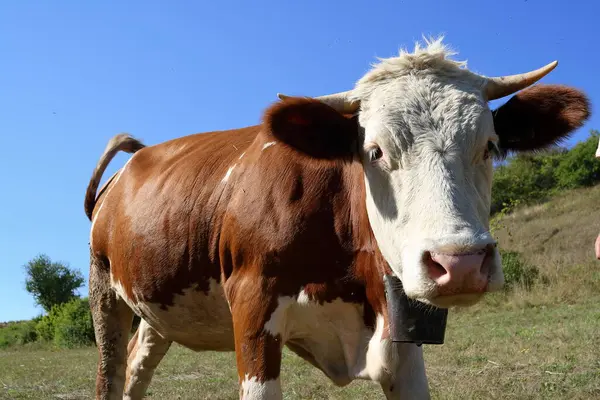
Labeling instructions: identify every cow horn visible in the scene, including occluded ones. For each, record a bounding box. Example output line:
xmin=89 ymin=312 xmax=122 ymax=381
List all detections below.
xmin=485 ymin=61 xmax=558 ymax=101
xmin=277 ymin=90 xmax=360 ymax=114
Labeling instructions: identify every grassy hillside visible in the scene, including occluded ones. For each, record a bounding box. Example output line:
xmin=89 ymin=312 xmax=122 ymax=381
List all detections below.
xmin=1 ymin=186 xmax=600 ymax=399
xmin=491 ymin=184 xmax=600 ymax=308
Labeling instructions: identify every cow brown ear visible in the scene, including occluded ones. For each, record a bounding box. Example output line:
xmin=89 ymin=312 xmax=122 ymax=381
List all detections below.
xmin=263 ymin=96 xmax=359 ymax=160
xmin=492 ymin=84 xmax=591 ymax=158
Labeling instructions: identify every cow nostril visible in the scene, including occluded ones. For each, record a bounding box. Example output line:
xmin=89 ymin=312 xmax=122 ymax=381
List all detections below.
xmin=423 ymin=251 xmax=447 ymax=280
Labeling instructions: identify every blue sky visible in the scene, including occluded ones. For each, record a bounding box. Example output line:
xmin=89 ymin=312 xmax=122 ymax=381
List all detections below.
xmin=1 ymin=0 xmax=598 ymax=322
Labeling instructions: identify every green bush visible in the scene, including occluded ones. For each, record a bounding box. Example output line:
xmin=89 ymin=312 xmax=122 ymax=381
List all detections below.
xmin=53 ymin=297 xmax=95 ymax=348
xmin=554 ymin=131 xmax=600 ymax=189
xmin=35 ymin=304 xmax=61 ymax=342
xmin=491 ymin=130 xmax=600 ymax=215
xmin=35 ymin=297 xmax=95 ymax=348
xmin=491 ymin=149 xmax=563 ymax=214
xmin=500 ymin=250 xmax=540 ymax=290
xmin=19 ymin=320 xmax=39 ymax=344
xmin=0 ymin=320 xmax=38 ymax=348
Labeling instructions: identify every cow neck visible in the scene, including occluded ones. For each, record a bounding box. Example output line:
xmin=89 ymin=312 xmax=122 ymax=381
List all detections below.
xmin=344 ymin=161 xmax=391 ymax=330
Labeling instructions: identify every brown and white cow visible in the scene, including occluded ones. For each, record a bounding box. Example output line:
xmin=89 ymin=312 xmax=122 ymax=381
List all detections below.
xmin=85 ymin=39 xmax=590 ymax=399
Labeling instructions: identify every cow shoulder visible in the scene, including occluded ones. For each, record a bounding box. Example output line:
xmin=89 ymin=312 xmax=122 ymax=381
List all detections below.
xmin=220 ymin=99 xmax=364 ymax=290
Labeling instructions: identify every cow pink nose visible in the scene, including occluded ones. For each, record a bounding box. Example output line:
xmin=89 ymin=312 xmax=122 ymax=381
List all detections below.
xmin=425 ymin=250 xmax=488 ymax=294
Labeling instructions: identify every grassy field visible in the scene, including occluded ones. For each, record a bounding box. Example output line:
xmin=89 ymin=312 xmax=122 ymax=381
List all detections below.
xmin=2 ymin=186 xmax=600 ymax=399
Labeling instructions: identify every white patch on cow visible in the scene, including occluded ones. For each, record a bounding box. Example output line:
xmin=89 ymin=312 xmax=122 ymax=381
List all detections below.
xmin=262 ymin=141 xmax=276 ymax=151
xmin=351 ymin=314 xmax=400 ymax=382
xmin=124 ymin=319 xmax=170 ymax=400
xmin=383 ymin=343 xmax=429 ymax=398
xmin=241 ymin=374 xmax=282 ymax=400
xmin=296 ymin=289 xmax=311 ymax=306
xmin=282 ymin=295 xmax=372 ymax=386
xmin=347 ymin=37 xmax=502 ymax=305
xmin=350 ymin=314 xmax=429 ymax=396
xmin=126 ymin=320 xmax=152 ymax=379
xmin=362 ymin=314 xmax=391 ymax=382
xmin=239 ymin=151 xmax=246 ymax=160
xmin=222 ymin=164 xmax=236 ymax=183
xmin=263 ymin=296 xmax=294 ymax=336
xmin=90 ymin=155 xmax=135 ymax=246
xmin=111 ymin=278 xmax=234 ymax=351
xmin=263 ymin=292 xmax=376 ymax=387
xmin=110 ymin=277 xmax=138 ymax=304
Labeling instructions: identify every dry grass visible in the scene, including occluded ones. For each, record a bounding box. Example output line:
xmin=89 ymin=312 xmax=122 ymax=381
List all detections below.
xmin=493 ymin=184 xmax=600 ymax=307
xmin=496 ymin=184 xmax=600 ymax=269
xmin=2 ymin=186 xmax=600 ymax=399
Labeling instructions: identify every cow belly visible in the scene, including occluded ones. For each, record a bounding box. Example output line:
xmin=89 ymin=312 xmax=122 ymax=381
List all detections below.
xmin=282 ymin=297 xmax=373 ymax=386
xmin=113 ymin=278 xmax=235 ymax=351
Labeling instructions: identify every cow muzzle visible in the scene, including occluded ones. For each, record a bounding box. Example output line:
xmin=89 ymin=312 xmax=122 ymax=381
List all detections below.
xmin=422 ymin=243 xmax=496 ymax=298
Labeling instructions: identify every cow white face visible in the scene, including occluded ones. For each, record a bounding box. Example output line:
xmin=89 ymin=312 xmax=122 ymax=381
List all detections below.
xmin=354 ymin=66 xmax=501 ymax=307
xmin=276 ymin=38 xmax=590 ymax=308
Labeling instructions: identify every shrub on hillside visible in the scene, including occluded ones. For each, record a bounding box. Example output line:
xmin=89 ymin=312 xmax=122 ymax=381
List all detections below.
xmin=554 ymin=131 xmax=600 ymax=189
xmin=500 ymin=250 xmax=540 ymax=290
xmin=491 ymin=149 xmax=563 ymax=215
xmin=53 ymin=297 xmax=95 ymax=347
xmin=491 ymin=130 xmax=600 ymax=215
xmin=35 ymin=303 xmax=61 ymax=342
xmin=0 ymin=320 xmax=38 ymax=348
xmin=35 ymin=297 xmax=95 ymax=348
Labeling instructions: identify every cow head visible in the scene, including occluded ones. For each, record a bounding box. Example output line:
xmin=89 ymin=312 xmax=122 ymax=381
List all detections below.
xmin=273 ymin=38 xmax=590 ymax=308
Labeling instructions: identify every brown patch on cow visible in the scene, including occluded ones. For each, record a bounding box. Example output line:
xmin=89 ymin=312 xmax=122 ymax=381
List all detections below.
xmin=92 ymin=127 xmax=258 ymax=308
xmin=237 ymin=332 xmax=283 ymax=382
xmin=301 ymin=282 xmax=365 ymax=305
xmin=225 ymin=272 xmax=283 ymax=381
xmin=354 ymin=249 xmax=391 ymax=331
xmin=492 ymin=84 xmax=591 ymax=157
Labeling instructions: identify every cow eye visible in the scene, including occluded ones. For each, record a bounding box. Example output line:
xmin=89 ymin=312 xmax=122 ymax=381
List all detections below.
xmin=367 ymin=145 xmax=383 ymax=162
xmin=484 ymin=141 xmax=498 ymax=160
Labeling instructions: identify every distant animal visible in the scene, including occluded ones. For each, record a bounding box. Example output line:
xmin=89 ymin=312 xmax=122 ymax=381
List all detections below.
xmin=85 ymin=38 xmax=589 ymax=399
xmin=594 ymin=140 xmax=600 ymax=260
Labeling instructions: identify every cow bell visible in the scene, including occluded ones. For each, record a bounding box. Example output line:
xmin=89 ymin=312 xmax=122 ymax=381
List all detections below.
xmin=383 ymin=274 xmax=448 ymax=346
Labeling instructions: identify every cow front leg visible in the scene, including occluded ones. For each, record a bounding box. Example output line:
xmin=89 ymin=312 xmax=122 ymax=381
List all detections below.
xmin=231 ymin=296 xmax=289 ymax=400
xmin=380 ymin=343 xmax=430 ymax=400
xmin=237 ymin=334 xmax=283 ymax=400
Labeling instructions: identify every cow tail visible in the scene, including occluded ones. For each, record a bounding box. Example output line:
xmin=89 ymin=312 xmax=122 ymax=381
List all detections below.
xmin=84 ymin=133 xmax=146 ymax=221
